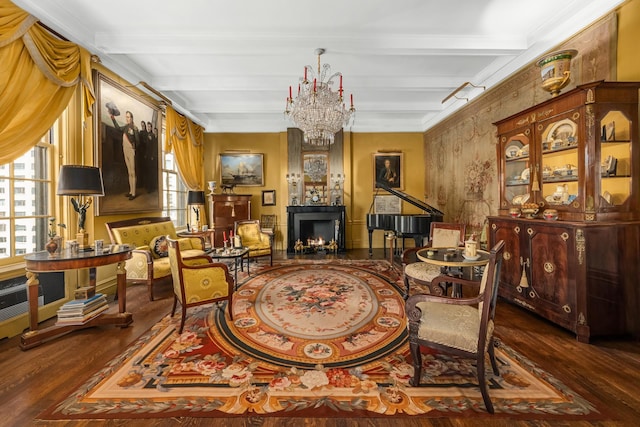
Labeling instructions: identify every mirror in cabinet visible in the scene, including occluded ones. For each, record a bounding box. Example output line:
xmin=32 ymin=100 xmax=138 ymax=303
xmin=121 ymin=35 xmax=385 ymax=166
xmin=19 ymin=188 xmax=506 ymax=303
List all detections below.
xmin=539 ymin=117 xmax=579 ymax=206
xmin=504 ymin=133 xmax=531 ymax=206
xmin=600 ymin=110 xmax=632 ymax=207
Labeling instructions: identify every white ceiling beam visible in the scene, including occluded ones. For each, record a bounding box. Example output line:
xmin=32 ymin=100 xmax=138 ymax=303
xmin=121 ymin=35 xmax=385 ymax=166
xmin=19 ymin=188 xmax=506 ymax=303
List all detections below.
xmin=94 ymin=33 xmax=527 ymax=56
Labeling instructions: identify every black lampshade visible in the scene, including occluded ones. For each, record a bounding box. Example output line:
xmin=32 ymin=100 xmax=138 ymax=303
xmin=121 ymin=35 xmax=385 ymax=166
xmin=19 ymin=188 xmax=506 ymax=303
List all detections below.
xmin=57 ymin=165 xmax=105 ymax=196
xmin=187 ymin=190 xmax=205 ymax=204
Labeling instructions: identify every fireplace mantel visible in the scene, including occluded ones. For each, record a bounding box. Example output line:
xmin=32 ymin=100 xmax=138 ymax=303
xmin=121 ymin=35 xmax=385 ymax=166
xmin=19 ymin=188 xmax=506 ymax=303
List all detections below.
xmin=286 ymin=206 xmax=346 ymax=252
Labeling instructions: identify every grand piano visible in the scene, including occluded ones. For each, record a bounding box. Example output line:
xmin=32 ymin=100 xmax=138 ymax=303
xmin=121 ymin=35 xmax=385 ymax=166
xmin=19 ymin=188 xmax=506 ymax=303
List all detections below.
xmin=367 ymin=181 xmax=444 ymax=256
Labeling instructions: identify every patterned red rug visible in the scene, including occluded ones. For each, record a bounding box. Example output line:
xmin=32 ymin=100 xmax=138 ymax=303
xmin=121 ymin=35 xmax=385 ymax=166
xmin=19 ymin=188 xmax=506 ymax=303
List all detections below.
xmin=39 ymin=260 xmax=602 ymax=421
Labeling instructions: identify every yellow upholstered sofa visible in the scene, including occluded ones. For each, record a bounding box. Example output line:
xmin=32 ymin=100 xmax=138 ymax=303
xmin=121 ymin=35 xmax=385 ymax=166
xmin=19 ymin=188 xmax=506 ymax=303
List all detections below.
xmin=106 ymin=217 xmax=205 ymax=301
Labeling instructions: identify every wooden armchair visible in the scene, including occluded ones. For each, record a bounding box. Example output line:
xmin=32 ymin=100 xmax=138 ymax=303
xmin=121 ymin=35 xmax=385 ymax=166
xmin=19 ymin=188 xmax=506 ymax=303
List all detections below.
xmin=167 ymin=237 xmax=234 ymax=334
xmin=401 ymin=222 xmax=466 ymax=297
xmin=405 ymin=240 xmax=505 ymax=413
xmin=234 ymin=219 xmax=273 ymax=266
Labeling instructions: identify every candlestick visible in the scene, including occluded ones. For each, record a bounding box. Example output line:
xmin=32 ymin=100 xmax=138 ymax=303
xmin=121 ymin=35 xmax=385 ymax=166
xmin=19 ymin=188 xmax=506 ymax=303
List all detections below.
xmin=304 ymin=67 xmax=307 ymax=81
xmin=350 ymin=94 xmax=353 ymax=107
xmin=289 ymin=86 xmax=292 ymax=100
xmin=339 ymin=75 xmax=343 ymax=91
xmin=313 ymin=78 xmax=317 ymax=93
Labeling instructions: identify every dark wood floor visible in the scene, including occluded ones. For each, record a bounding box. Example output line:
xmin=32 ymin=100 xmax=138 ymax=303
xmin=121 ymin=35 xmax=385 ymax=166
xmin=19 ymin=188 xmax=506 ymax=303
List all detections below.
xmin=1 ymin=249 xmax=639 ymax=427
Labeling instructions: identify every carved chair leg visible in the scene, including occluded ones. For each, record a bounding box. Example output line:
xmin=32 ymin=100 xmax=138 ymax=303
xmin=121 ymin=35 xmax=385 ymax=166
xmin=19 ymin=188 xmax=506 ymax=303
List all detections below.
xmin=408 ymin=340 xmax=422 ymax=387
xmin=171 ymin=295 xmax=178 ymax=317
xmin=227 ymin=296 xmax=234 ymax=320
xmin=477 ymin=353 xmax=494 ymax=414
xmin=488 ymin=338 xmax=500 ymax=376
xmin=403 ymin=275 xmax=411 ymax=299
xmin=148 ymin=281 xmax=154 ymax=301
xmin=179 ymin=306 xmax=187 ymax=334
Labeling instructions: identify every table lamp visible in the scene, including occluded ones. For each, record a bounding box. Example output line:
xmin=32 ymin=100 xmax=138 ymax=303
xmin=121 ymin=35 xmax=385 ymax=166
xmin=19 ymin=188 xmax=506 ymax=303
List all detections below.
xmin=57 ymin=165 xmax=105 ymax=250
xmin=187 ymin=190 xmax=206 ymax=232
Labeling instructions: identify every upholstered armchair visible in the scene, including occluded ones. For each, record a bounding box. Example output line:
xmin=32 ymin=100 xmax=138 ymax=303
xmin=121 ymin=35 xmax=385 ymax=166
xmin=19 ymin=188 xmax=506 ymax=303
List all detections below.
xmin=234 ymin=219 xmax=273 ymax=266
xmin=401 ymin=222 xmax=466 ymax=297
xmin=405 ymin=240 xmax=505 ymax=413
xmin=167 ymin=237 xmax=234 ymax=334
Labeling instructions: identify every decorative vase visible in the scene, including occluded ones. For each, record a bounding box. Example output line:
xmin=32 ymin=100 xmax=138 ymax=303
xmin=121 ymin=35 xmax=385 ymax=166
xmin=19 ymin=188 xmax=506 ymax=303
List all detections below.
xmin=537 ymin=49 xmax=578 ymax=97
xmin=46 ymin=239 xmax=58 ymax=257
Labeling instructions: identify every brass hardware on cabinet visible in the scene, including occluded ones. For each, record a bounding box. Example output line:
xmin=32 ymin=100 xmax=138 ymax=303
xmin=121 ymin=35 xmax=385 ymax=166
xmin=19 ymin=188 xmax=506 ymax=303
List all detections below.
xmin=517 ymin=256 xmax=530 ymax=294
xmin=586 ymin=105 xmax=594 ymax=140
xmin=503 ymin=251 xmax=511 ymax=260
xmin=524 ymin=128 xmax=531 ymax=136
xmin=491 ymin=223 xmax=496 ymax=230
xmin=514 ymin=226 xmax=520 ymax=234
xmin=537 ymin=123 xmax=543 ymax=131
xmin=563 ymin=305 xmax=572 ymax=313
xmin=527 ymin=228 xmax=533 ymax=236
xmin=544 ymin=262 xmax=554 ymax=273
xmin=572 ymin=111 xmax=580 ymax=120
xmin=578 ymin=312 xmax=586 ymax=325
xmin=561 ymin=232 xmax=569 ymax=241
xmin=576 ymin=229 xmax=586 ymax=265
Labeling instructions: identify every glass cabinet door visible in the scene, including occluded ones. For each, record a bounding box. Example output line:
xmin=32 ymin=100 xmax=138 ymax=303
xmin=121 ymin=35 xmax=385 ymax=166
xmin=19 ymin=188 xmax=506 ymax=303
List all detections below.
xmin=504 ymin=133 xmax=531 ymax=205
xmin=539 ymin=117 xmax=579 ymax=207
xmin=599 ymin=110 xmax=632 ymax=207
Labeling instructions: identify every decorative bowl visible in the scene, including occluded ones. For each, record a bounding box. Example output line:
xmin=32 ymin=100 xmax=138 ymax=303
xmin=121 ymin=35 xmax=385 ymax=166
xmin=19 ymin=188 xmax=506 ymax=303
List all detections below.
xmin=521 ymin=208 xmax=538 ymax=219
xmin=543 ymin=209 xmax=559 ymax=220
xmin=509 ymin=207 xmax=521 ymax=218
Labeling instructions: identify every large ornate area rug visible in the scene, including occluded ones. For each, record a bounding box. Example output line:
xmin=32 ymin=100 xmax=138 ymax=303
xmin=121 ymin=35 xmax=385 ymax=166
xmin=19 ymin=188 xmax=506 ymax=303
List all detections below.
xmin=39 ymin=260 xmax=600 ymax=421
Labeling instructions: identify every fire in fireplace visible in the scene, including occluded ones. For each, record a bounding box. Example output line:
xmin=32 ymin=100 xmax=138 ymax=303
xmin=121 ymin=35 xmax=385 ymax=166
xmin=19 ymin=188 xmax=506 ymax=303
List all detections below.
xmin=286 ymin=206 xmax=346 ymax=252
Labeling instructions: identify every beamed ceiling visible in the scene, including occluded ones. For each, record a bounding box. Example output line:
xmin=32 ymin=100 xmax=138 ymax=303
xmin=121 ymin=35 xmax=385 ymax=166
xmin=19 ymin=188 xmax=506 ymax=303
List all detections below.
xmin=14 ymin=0 xmax=625 ymax=133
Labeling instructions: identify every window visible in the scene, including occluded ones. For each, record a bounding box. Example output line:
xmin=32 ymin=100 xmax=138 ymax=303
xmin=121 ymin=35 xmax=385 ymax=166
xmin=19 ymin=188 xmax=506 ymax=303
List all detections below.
xmin=161 ymin=120 xmax=187 ymax=226
xmin=0 ymin=129 xmax=54 ymax=260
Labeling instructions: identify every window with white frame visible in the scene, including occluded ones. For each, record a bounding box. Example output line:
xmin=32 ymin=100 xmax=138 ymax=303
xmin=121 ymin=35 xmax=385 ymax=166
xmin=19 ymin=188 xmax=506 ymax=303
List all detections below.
xmin=161 ymin=121 xmax=187 ymax=226
xmin=0 ymin=129 xmax=55 ymax=260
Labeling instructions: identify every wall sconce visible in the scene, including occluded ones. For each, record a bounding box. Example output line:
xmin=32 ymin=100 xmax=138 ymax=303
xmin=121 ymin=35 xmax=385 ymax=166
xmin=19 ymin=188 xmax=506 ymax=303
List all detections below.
xmin=187 ymin=190 xmax=206 ymax=232
xmin=57 ymin=165 xmax=105 ymax=250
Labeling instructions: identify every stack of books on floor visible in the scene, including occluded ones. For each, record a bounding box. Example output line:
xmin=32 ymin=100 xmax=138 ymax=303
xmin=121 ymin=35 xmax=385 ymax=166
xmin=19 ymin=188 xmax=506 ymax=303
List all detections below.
xmin=56 ymin=293 xmax=109 ymax=325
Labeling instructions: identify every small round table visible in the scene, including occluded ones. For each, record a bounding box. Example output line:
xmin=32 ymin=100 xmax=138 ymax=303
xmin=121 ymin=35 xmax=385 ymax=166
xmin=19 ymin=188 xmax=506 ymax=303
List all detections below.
xmin=206 ymin=247 xmax=250 ymax=289
xmin=416 ymin=247 xmax=490 ymax=296
xmin=21 ymin=245 xmax=133 ymax=350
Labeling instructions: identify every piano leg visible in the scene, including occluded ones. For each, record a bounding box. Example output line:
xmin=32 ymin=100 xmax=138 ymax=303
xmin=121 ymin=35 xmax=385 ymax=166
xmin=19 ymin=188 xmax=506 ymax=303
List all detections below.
xmin=368 ymin=229 xmax=374 ymax=257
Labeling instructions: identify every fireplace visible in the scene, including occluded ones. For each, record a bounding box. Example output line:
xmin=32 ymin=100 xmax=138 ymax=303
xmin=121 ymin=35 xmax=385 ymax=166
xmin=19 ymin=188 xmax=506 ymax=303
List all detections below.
xmin=287 ymin=206 xmax=346 ymax=252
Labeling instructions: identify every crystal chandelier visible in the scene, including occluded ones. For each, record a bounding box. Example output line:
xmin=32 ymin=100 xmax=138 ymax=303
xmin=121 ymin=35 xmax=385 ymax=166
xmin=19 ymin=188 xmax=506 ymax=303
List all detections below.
xmin=285 ymin=48 xmax=355 ymax=145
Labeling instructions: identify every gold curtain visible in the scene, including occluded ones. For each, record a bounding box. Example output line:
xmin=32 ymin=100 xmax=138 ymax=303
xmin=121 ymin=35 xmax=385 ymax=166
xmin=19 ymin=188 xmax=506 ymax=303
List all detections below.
xmin=164 ymin=105 xmax=205 ymax=190
xmin=0 ymin=0 xmax=95 ymax=164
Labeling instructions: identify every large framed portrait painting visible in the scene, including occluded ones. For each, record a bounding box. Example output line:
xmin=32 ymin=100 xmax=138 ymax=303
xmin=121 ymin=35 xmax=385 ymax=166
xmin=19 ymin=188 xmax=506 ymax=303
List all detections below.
xmin=95 ymin=72 xmax=162 ymax=215
xmin=373 ymin=152 xmax=403 ymax=190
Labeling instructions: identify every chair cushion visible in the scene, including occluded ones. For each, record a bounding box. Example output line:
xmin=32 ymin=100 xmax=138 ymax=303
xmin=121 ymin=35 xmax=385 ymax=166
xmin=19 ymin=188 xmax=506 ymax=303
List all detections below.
xmin=415 ymin=301 xmax=493 ymax=353
xmin=150 ymin=235 xmax=169 ymax=258
xmin=110 ymin=221 xmax=177 ymax=248
xmin=152 ymin=248 xmax=205 ymax=279
xmin=404 ymin=262 xmax=442 ymax=283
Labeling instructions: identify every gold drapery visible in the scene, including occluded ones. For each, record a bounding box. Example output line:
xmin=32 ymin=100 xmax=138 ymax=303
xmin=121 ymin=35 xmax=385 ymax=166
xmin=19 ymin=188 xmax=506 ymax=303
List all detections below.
xmin=164 ymin=105 xmax=205 ymax=190
xmin=0 ymin=0 xmax=95 ymax=164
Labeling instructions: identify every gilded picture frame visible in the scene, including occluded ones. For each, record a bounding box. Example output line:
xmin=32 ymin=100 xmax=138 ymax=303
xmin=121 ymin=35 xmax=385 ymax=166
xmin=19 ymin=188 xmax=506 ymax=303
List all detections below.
xmin=94 ymin=72 xmax=162 ymax=215
xmin=220 ymin=153 xmax=264 ymax=186
xmin=373 ymin=152 xmax=403 ymax=190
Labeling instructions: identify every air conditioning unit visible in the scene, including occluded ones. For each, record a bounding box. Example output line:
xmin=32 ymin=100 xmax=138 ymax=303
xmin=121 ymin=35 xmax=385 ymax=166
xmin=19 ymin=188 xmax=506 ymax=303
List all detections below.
xmin=0 ymin=283 xmax=43 ymax=322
